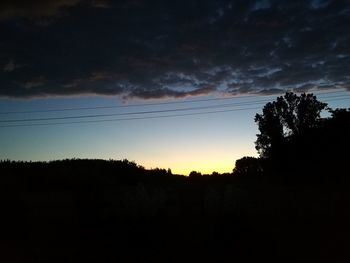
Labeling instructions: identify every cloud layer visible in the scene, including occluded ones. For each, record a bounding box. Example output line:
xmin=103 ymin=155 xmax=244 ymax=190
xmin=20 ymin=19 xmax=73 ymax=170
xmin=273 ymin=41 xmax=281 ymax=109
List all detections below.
xmin=0 ymin=0 xmax=349 ymax=99
xmin=0 ymin=0 xmax=82 ymax=21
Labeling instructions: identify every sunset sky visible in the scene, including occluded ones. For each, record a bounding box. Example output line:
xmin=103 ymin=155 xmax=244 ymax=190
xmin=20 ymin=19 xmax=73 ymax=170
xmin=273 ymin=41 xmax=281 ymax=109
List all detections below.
xmin=0 ymin=0 xmax=349 ymax=174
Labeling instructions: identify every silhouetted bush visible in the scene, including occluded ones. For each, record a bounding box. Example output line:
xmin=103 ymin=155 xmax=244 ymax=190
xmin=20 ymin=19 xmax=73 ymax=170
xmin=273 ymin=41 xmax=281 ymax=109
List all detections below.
xmin=233 ymin=156 xmax=262 ymax=177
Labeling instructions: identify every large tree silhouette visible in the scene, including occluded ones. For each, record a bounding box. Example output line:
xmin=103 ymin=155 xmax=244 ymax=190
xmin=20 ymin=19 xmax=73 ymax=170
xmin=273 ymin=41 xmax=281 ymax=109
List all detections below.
xmin=254 ymin=92 xmax=327 ymax=158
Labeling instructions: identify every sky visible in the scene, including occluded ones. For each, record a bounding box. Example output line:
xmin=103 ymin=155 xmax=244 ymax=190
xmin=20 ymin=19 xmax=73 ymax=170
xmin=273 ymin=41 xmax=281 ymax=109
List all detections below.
xmin=0 ymin=0 xmax=350 ymax=174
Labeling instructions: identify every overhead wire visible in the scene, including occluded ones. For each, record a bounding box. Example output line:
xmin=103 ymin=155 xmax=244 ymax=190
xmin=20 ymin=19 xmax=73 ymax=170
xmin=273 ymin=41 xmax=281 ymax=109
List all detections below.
xmin=0 ymin=93 xmax=349 ymax=123
xmin=0 ymin=107 xmax=262 ymax=128
xmin=0 ymin=89 xmax=347 ymax=115
xmin=0 ymin=100 xmax=281 ymax=123
xmin=0 ymin=95 xmax=268 ymax=115
xmin=0 ymin=95 xmax=349 ymax=128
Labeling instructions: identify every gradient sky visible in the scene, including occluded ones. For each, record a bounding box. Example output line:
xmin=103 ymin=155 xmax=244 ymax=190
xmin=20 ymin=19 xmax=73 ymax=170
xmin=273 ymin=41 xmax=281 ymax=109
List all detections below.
xmin=0 ymin=0 xmax=350 ymax=174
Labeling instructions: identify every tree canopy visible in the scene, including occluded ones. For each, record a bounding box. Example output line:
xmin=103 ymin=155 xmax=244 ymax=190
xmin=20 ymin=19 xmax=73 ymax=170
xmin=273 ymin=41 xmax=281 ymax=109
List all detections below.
xmin=254 ymin=92 xmax=327 ymax=158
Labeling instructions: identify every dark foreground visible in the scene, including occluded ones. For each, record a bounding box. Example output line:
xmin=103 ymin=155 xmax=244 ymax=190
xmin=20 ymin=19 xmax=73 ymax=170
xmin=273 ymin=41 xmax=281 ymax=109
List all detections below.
xmin=1 ymin=160 xmax=349 ymax=262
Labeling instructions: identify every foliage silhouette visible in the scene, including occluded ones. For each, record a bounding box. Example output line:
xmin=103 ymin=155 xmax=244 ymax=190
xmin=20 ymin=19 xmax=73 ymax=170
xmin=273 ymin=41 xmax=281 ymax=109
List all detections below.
xmin=255 ymin=92 xmax=327 ymax=158
xmin=252 ymin=92 xmax=349 ymax=183
xmin=233 ymin=156 xmax=262 ymax=177
xmin=189 ymin=170 xmax=202 ymax=177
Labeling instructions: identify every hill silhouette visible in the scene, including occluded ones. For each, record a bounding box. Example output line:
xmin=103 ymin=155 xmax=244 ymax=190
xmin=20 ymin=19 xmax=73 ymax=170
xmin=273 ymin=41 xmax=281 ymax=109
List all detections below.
xmin=1 ymin=93 xmax=349 ymax=262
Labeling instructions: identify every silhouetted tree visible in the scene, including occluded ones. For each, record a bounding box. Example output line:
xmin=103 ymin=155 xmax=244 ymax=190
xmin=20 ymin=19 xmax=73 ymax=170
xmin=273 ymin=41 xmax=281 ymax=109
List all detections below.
xmin=329 ymin=107 xmax=350 ymax=121
xmin=189 ymin=171 xmax=202 ymax=177
xmin=233 ymin=157 xmax=262 ymax=176
xmin=211 ymin=171 xmax=220 ymax=176
xmin=255 ymin=92 xmax=327 ymax=158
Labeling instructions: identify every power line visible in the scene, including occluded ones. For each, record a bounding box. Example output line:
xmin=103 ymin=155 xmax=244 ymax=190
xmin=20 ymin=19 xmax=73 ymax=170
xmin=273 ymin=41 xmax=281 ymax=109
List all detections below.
xmin=0 ymin=95 xmax=262 ymax=115
xmin=0 ymin=107 xmax=262 ymax=128
xmin=0 ymin=96 xmax=349 ymax=128
xmin=0 ymin=100 xmax=282 ymax=123
xmin=1 ymin=95 xmax=349 ymax=123
xmin=0 ymin=89 xmax=347 ymax=115
xmin=0 ymin=96 xmax=350 ymax=128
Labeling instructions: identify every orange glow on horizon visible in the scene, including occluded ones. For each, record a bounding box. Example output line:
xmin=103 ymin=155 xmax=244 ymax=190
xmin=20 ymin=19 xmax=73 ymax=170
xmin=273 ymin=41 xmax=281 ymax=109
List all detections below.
xmin=138 ymin=148 xmax=257 ymax=176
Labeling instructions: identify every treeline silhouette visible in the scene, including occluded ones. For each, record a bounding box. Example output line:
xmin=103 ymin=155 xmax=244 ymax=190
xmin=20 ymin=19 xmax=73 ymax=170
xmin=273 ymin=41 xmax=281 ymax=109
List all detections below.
xmin=233 ymin=93 xmax=350 ymax=184
xmin=1 ymin=92 xmax=349 ymax=262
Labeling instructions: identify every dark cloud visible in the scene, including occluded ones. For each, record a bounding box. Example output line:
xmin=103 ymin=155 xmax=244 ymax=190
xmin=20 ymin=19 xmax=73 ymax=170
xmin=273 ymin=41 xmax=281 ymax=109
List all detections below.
xmin=126 ymin=86 xmax=216 ymax=100
xmin=3 ymin=59 xmax=17 ymax=72
xmin=0 ymin=0 xmax=82 ymax=21
xmin=0 ymin=0 xmax=349 ymax=99
xmin=90 ymin=1 xmax=110 ymax=9
xmin=257 ymin=88 xmax=285 ymax=95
